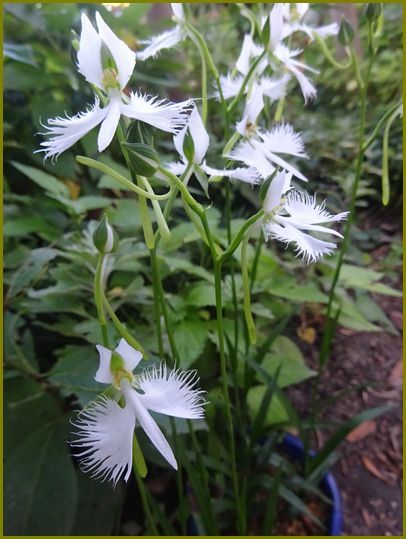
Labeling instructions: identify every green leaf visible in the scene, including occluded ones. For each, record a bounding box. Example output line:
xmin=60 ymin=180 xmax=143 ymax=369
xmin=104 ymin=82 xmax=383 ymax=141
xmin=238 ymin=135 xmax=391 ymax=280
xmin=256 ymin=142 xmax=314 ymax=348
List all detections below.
xmin=48 ymin=345 xmax=102 ymax=406
xmin=186 ymin=281 xmax=216 ymax=307
xmin=338 ymin=264 xmax=401 ymax=297
xmin=3 ymin=214 xmax=62 ymax=239
xmin=4 ymin=42 xmax=37 ymax=65
xmin=7 ymin=247 xmax=59 ymax=298
xmin=164 ymin=256 xmax=213 ymax=282
xmin=247 ymin=386 xmax=289 ymax=426
xmin=4 ymin=416 xmax=78 ymax=535
xmin=173 ymin=319 xmax=209 ymax=369
xmin=11 ymin=161 xmax=70 ymax=196
xmin=260 ymin=336 xmax=316 ymax=388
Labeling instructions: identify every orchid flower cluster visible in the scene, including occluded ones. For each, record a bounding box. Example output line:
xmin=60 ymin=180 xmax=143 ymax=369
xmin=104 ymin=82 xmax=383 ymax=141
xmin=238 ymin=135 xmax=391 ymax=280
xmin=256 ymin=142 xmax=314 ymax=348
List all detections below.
xmin=38 ymin=4 xmax=349 ymax=487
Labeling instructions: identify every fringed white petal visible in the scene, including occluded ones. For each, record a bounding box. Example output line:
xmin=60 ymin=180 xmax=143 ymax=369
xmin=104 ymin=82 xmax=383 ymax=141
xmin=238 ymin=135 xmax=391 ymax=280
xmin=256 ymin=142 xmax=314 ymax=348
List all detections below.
xmin=122 ymin=381 xmax=178 ymax=470
xmin=135 ymin=364 xmax=206 ymax=419
xmin=263 ymin=170 xmax=292 ymax=213
xmin=36 ymin=99 xmax=107 ymax=160
xmin=96 ymin=12 xmax=135 ymax=89
xmin=284 ymin=191 xmax=350 ymax=226
xmin=115 ymin=338 xmax=143 ymax=373
xmin=263 ymin=220 xmax=337 ymax=264
xmin=286 ymin=63 xmax=317 ymax=103
xmin=95 ymin=345 xmax=113 ymax=384
xmin=228 ymin=141 xmax=276 ymax=180
xmin=201 ymin=163 xmax=261 ymax=186
xmin=121 ymin=93 xmax=192 ymax=133
xmin=236 ymin=34 xmax=264 ymax=75
xmin=258 ymin=124 xmax=307 ymax=157
xmin=136 ymin=27 xmax=184 ymax=61
xmin=77 ymin=13 xmax=103 ymax=89
xmin=261 ymin=73 xmax=291 ymax=101
xmin=71 ymin=396 xmax=135 ymax=486
xmin=97 ymin=96 xmax=121 ymax=152
xmin=218 ymin=73 xmax=245 ymax=100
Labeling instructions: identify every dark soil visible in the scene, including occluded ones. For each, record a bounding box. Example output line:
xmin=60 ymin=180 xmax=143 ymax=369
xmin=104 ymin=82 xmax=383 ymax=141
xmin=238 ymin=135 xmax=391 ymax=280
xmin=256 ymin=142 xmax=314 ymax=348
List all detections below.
xmin=287 ymin=244 xmax=403 ymax=536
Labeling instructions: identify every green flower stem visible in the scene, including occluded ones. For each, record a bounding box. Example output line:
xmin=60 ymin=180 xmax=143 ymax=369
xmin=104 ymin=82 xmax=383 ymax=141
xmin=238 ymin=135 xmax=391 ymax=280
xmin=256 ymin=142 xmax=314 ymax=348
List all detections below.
xmin=349 ymin=44 xmax=364 ymax=91
xmin=241 ymin=228 xmax=257 ymax=345
xmin=133 ymin=469 xmax=159 ymax=536
xmin=381 ymin=107 xmax=399 ymax=206
xmin=274 ymin=95 xmax=286 ymax=123
xmin=187 ymin=29 xmax=208 ymax=124
xmin=138 ymin=175 xmax=171 ymax=242
xmin=75 ymin=156 xmax=173 ymax=201
xmin=138 ymin=190 xmax=155 ymax=250
xmin=362 ymin=101 xmax=402 ymax=152
xmin=159 ymin=166 xmax=204 ymax=214
xmin=314 ymin=33 xmax=351 ymax=70
xmin=219 ymin=209 xmax=265 ymax=264
xmin=102 ymin=295 xmax=146 ymax=356
xmin=221 ymin=131 xmax=241 ymax=158
xmin=94 ymin=254 xmax=109 ymax=346
xmin=227 ymin=50 xmax=267 ymax=115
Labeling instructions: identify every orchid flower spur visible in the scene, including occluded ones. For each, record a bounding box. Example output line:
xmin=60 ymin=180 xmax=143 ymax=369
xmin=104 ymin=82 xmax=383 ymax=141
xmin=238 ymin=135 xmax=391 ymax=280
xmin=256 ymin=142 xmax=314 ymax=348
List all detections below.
xmin=71 ymin=339 xmax=205 ymax=485
xmin=136 ymin=3 xmax=186 ymax=61
xmin=37 ymin=12 xmax=192 ymax=159
xmin=168 ymin=106 xmax=260 ymax=185
xmin=262 ymin=170 xmax=349 ymax=263
xmin=228 ymin=123 xmax=309 ymax=182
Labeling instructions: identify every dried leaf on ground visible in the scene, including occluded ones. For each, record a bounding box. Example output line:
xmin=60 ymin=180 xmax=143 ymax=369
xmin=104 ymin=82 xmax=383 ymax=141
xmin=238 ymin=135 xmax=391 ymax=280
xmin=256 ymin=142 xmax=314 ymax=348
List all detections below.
xmin=346 ymin=420 xmax=376 ymax=442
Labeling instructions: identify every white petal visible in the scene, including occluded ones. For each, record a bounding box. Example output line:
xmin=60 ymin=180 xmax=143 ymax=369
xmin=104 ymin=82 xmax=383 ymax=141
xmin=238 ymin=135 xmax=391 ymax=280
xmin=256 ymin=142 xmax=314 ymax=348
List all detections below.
xmin=286 ymin=63 xmax=317 ymax=103
xmin=71 ymin=396 xmax=135 ymax=486
xmin=201 ymin=162 xmax=261 ymax=186
xmin=97 ymin=97 xmax=121 ymax=152
xmin=263 ymin=220 xmax=337 ymax=264
xmin=269 ymin=3 xmax=285 ymax=49
xmin=296 ymin=3 xmax=309 ymax=19
xmin=96 ymin=12 xmax=135 ymax=89
xmin=171 ymin=3 xmax=185 ymax=21
xmin=261 ymin=73 xmax=291 ymax=101
xmin=263 ymin=170 xmax=292 ymax=213
xmin=115 ymin=338 xmax=143 ymax=373
xmin=218 ymin=73 xmax=245 ymax=100
xmin=36 ymin=99 xmax=107 ymax=160
xmin=136 ymin=27 xmax=184 ymax=61
xmin=166 ymin=161 xmax=187 ymax=175
xmin=236 ymin=82 xmax=264 ymax=136
xmin=135 ymin=364 xmax=205 ymax=419
xmin=258 ymin=124 xmax=307 ymax=157
xmin=95 ymin=344 xmax=114 ymax=384
xmin=261 ymin=149 xmax=309 ymax=182
xmin=77 ymin=14 xmax=103 ymax=89
xmin=236 ymin=34 xmax=264 ymax=75
xmin=187 ymin=107 xmax=209 ymax=163
xmin=313 ymin=23 xmax=339 ymax=38
xmin=121 ymin=92 xmax=192 ymax=133
xmin=122 ymin=382 xmax=178 ymax=469
xmin=284 ymin=191 xmax=350 ymax=225
xmin=228 ymin=141 xmax=276 ymax=180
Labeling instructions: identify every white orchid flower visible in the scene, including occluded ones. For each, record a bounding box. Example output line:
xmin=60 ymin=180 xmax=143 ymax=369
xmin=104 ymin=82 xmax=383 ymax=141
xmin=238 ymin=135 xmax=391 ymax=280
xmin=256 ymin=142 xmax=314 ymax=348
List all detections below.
xmin=136 ymin=3 xmax=186 ymax=61
xmin=71 ymin=339 xmax=205 ymax=485
xmin=280 ymin=2 xmax=338 ymax=42
xmin=228 ymin=123 xmax=309 ymax=182
xmin=37 ymin=12 xmax=192 ymax=159
xmin=274 ymin=44 xmax=318 ymax=102
xmin=168 ymin=107 xmax=260 ymax=185
xmin=262 ymin=170 xmax=349 ymax=263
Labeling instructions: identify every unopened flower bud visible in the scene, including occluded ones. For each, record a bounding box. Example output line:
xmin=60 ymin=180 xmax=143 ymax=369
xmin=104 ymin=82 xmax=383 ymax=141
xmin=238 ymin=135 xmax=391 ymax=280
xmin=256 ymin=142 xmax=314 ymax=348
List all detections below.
xmin=71 ymin=30 xmax=80 ymax=52
xmin=93 ymin=215 xmax=119 ymax=254
xmin=124 ymin=142 xmax=160 ymax=177
xmin=363 ymin=3 xmax=382 ymax=23
xmin=338 ymin=18 xmax=355 ymax=46
xmin=182 ymin=130 xmax=195 ymax=162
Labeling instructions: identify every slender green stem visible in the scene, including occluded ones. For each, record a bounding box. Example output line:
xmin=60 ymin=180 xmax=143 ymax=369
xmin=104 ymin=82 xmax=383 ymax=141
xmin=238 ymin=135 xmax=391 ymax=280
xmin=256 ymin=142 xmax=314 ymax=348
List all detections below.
xmin=362 ymin=101 xmax=402 ymax=152
xmin=94 ymin=254 xmax=109 ymax=346
xmin=102 ymin=296 xmax=145 ymax=355
xmin=188 ymin=30 xmax=208 ymax=123
xmin=314 ymin=33 xmax=351 ymax=70
xmin=381 ymin=108 xmax=401 ymax=205
xmin=139 ymin=175 xmax=171 ymax=242
xmin=219 ymin=209 xmax=264 ymax=264
xmin=134 ymin=470 xmax=159 ymax=535
xmin=76 ymin=156 xmax=173 ymax=201
xmin=241 ymin=230 xmax=257 ymax=344
xmin=227 ymin=50 xmax=267 ymax=115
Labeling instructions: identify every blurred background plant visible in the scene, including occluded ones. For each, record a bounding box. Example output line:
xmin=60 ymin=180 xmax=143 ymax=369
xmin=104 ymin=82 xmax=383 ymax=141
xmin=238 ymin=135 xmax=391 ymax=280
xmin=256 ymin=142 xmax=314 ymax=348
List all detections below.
xmin=3 ymin=2 xmax=402 ymax=535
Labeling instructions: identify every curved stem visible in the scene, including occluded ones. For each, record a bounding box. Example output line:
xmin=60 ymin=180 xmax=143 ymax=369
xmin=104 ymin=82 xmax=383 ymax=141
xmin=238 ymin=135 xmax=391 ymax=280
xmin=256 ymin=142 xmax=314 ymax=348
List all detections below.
xmin=241 ymin=229 xmax=257 ymax=344
xmin=102 ymin=295 xmax=145 ymax=355
xmin=94 ymin=254 xmax=109 ymax=346
xmin=314 ymin=33 xmax=351 ymax=70
xmin=76 ymin=156 xmax=173 ymax=201
xmin=227 ymin=50 xmax=267 ymax=115
xmin=381 ymin=108 xmax=399 ymax=206
xmin=219 ymin=209 xmax=264 ymax=264
xmin=362 ymin=101 xmax=402 ymax=152
xmin=138 ymin=175 xmax=171 ymax=242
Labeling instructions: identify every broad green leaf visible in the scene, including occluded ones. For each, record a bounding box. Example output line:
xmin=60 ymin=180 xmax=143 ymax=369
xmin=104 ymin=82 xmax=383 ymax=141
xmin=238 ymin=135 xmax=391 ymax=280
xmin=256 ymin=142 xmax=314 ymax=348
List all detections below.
xmin=4 ymin=417 xmax=78 ymax=535
xmin=260 ymin=336 xmax=316 ymax=388
xmin=3 ymin=215 xmax=61 ymax=239
xmin=337 ymin=264 xmax=401 ymax=297
xmin=173 ymin=319 xmax=209 ymax=369
xmin=355 ymin=292 xmax=399 ymax=335
xmin=48 ymin=345 xmax=101 ymax=406
xmin=186 ymin=281 xmax=216 ymax=307
xmin=7 ymin=247 xmax=59 ymax=298
xmin=4 ymin=42 xmax=37 ymax=65
xmin=260 ymin=275 xmax=328 ymax=303
xmin=164 ymin=256 xmax=213 ymax=282
xmin=336 ymin=292 xmax=382 ymax=332
xmin=247 ymin=386 xmax=289 ymax=426
xmin=11 ymin=161 xmax=70 ymax=196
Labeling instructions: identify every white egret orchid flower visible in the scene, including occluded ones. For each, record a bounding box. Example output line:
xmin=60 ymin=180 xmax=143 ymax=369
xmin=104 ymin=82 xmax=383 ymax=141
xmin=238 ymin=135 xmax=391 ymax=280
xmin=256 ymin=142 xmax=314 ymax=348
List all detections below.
xmin=137 ymin=3 xmax=186 ymax=61
xmin=228 ymin=123 xmax=309 ymax=182
xmin=168 ymin=107 xmax=260 ymax=185
xmin=37 ymin=12 xmax=192 ymax=159
xmin=262 ymin=170 xmax=349 ymax=263
xmin=280 ymin=3 xmax=339 ymax=41
xmin=71 ymin=339 xmax=205 ymax=485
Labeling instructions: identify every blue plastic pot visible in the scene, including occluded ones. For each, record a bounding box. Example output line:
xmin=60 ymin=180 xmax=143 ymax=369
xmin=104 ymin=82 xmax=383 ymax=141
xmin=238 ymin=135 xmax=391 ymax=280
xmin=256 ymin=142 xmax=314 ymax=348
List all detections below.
xmin=280 ymin=432 xmax=343 ymax=536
